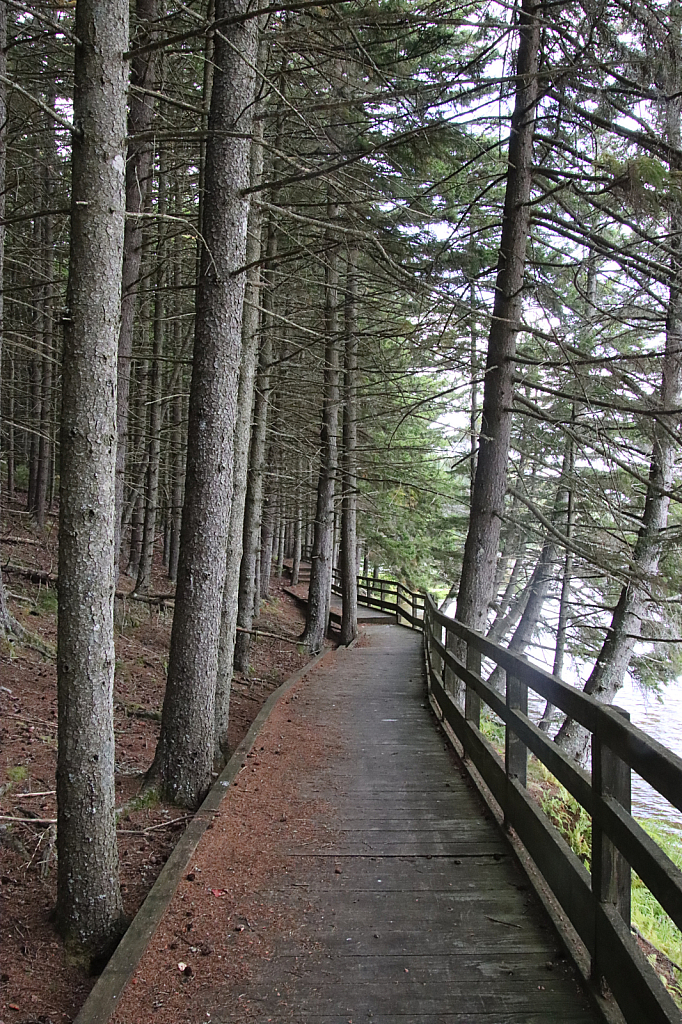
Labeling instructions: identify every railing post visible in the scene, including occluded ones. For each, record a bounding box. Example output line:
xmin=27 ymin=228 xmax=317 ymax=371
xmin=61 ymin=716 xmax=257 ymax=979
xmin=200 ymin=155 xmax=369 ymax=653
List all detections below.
xmin=433 ymin=620 xmax=444 ymax=683
xmin=505 ymin=672 xmax=528 ymax=789
xmin=465 ymin=645 xmax=481 ymax=729
xmin=425 ymin=603 xmax=433 ymax=689
xmin=444 ymin=632 xmax=457 ymax=697
xmin=591 ymin=708 xmax=631 ymax=983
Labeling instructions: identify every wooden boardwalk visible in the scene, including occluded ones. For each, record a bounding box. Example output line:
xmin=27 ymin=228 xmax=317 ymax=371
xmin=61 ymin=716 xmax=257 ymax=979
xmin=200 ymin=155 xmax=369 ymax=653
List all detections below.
xmin=216 ymin=623 xmax=601 ymax=1023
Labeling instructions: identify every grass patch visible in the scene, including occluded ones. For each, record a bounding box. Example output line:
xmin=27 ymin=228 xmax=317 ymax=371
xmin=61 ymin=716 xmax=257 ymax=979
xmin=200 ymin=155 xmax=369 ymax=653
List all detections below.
xmin=531 ymin=771 xmax=682 ymax=1005
xmin=632 ymin=821 xmax=682 ymax=999
xmin=6 ymin=765 xmax=28 ymax=783
xmin=539 ymin=778 xmax=592 ymax=868
xmin=36 ymin=588 xmax=58 ymax=615
xmin=117 ymin=787 xmax=160 ymax=816
xmin=480 ymin=710 xmax=504 ymax=752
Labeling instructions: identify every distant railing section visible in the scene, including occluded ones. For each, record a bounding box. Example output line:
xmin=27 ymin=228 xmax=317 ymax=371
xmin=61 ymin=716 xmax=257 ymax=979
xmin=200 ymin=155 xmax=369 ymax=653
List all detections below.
xmin=331 ymin=569 xmax=425 ymax=629
xmin=331 ymin=568 xmax=682 ymax=1024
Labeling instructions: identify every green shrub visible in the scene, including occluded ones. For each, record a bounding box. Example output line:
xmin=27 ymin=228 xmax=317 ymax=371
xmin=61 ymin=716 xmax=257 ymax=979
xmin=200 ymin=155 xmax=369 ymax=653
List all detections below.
xmin=480 ymin=711 xmax=505 ymax=753
xmin=540 ymin=782 xmax=592 ymax=868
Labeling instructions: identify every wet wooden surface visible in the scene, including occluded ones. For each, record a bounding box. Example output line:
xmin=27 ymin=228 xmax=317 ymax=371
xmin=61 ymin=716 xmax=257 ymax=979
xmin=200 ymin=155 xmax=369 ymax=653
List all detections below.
xmin=214 ymin=623 xmax=601 ymax=1023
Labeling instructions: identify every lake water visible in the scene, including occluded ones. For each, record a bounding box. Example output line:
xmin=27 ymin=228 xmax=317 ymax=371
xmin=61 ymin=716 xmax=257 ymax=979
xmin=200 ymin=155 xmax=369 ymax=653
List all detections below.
xmin=528 ymin=675 xmax=682 ymax=830
xmin=615 ymin=676 xmax=682 ymax=830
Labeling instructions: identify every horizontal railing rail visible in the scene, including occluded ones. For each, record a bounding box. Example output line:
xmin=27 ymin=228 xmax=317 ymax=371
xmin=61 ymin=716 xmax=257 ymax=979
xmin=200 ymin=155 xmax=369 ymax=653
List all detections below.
xmin=329 ymin=568 xmax=682 ymax=1024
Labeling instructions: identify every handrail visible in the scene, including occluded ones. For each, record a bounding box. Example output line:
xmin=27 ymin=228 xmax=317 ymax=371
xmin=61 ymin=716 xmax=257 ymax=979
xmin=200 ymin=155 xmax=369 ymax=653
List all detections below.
xmin=330 ymin=568 xmax=682 ymax=1024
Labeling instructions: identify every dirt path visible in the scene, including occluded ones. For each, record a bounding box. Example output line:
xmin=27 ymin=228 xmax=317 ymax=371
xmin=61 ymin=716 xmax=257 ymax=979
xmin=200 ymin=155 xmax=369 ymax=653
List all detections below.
xmin=0 ymin=511 xmax=320 ymax=1024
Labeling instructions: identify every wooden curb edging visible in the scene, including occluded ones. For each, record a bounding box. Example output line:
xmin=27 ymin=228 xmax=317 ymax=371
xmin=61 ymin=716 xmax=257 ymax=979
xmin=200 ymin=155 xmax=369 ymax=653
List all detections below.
xmin=73 ymin=645 xmax=335 ymax=1024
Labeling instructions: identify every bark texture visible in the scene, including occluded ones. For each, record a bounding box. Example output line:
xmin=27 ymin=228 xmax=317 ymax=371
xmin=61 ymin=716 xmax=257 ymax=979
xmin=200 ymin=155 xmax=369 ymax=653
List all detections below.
xmin=0 ymin=3 xmax=11 ymax=636
xmin=454 ymin=0 xmax=541 ymax=635
xmin=56 ymin=0 xmax=128 ymax=954
xmin=152 ymin=0 xmax=258 ymax=807
xmin=340 ymin=251 xmax=358 ymax=645
xmin=302 ymin=199 xmax=341 ymax=653
xmin=233 ymin=215 xmax=278 ymax=674
xmin=215 ymin=109 xmax=265 ymax=758
xmin=136 ymin=158 xmax=166 ymax=594
xmin=114 ymin=0 xmax=158 ymax=574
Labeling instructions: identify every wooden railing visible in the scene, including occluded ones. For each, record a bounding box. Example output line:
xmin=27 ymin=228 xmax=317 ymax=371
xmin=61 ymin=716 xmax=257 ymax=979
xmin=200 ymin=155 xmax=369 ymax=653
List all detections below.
xmin=333 ymin=571 xmax=425 ymax=628
xmin=334 ymin=569 xmax=682 ymax=1024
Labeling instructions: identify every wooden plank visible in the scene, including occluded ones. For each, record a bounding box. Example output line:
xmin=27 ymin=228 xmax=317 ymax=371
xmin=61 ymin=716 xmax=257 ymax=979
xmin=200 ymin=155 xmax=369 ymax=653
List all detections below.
xmin=247 ymin=957 xmax=594 ymax=1011
xmin=219 ymin=1015 xmax=596 ymax=1023
xmin=288 ymin=841 xmax=508 ymax=857
xmin=269 ymin=855 xmax=521 ymax=892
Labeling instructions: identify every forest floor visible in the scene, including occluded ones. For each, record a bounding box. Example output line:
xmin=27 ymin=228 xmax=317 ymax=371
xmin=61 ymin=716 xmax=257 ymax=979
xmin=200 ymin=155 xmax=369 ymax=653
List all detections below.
xmin=0 ymin=496 xmax=325 ymax=1024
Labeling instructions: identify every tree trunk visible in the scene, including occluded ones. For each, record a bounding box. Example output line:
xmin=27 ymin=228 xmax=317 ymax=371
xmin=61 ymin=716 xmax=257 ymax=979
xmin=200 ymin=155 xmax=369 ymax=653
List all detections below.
xmin=56 ymin=0 xmax=128 ymax=956
xmin=114 ymin=0 xmax=158 ymax=575
xmin=136 ymin=156 xmax=166 ymax=594
xmin=292 ymin=467 xmax=302 ymax=585
xmin=168 ymin=228 xmax=185 ymax=582
xmin=36 ymin=112 xmax=56 ymax=531
xmin=276 ymin=510 xmax=286 ymax=578
xmin=135 ymin=284 xmax=163 ymax=592
xmin=233 ymin=214 xmax=278 ymax=674
xmin=126 ymin=356 xmax=148 ymax=578
xmin=151 ymin=0 xmax=258 ymax=807
xmin=340 ymin=249 xmax=358 ymax=645
xmin=540 ymin=433 xmax=575 ymax=733
xmin=0 ymin=3 xmax=13 ymax=636
xmin=488 ymin=434 xmax=573 ymax=692
xmin=302 ymin=197 xmax=341 ymax=654
xmin=486 ymin=537 xmax=559 ymax=693
xmin=454 ymin=0 xmax=541 ymax=636
xmin=260 ymin=482 xmax=275 ymax=599
xmin=214 ymin=105 xmax=265 ymax=758
xmin=27 ymin=211 xmax=42 ymax=515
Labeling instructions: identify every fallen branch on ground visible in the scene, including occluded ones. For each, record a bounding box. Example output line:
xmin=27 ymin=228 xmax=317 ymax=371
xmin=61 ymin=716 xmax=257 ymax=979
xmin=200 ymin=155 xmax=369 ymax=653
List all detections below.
xmin=116 ymin=593 xmax=303 ymax=645
xmin=6 ymin=713 xmax=57 ymax=730
xmin=115 ymin=590 xmax=175 ymax=603
xmin=115 ymin=701 xmax=162 ymax=721
xmin=1 ymin=537 xmax=43 ymax=547
xmin=0 ymin=814 xmax=56 ymax=825
xmin=116 ymin=815 xmax=191 ymax=835
xmin=3 ymin=562 xmax=56 ymax=586
xmin=12 ymin=790 xmax=55 ymax=798
xmin=235 ymin=625 xmax=304 ymax=645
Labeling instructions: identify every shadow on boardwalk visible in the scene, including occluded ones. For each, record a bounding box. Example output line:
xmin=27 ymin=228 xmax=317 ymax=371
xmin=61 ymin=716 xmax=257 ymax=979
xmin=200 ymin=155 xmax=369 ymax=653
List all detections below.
xmin=108 ymin=621 xmax=603 ymax=1023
